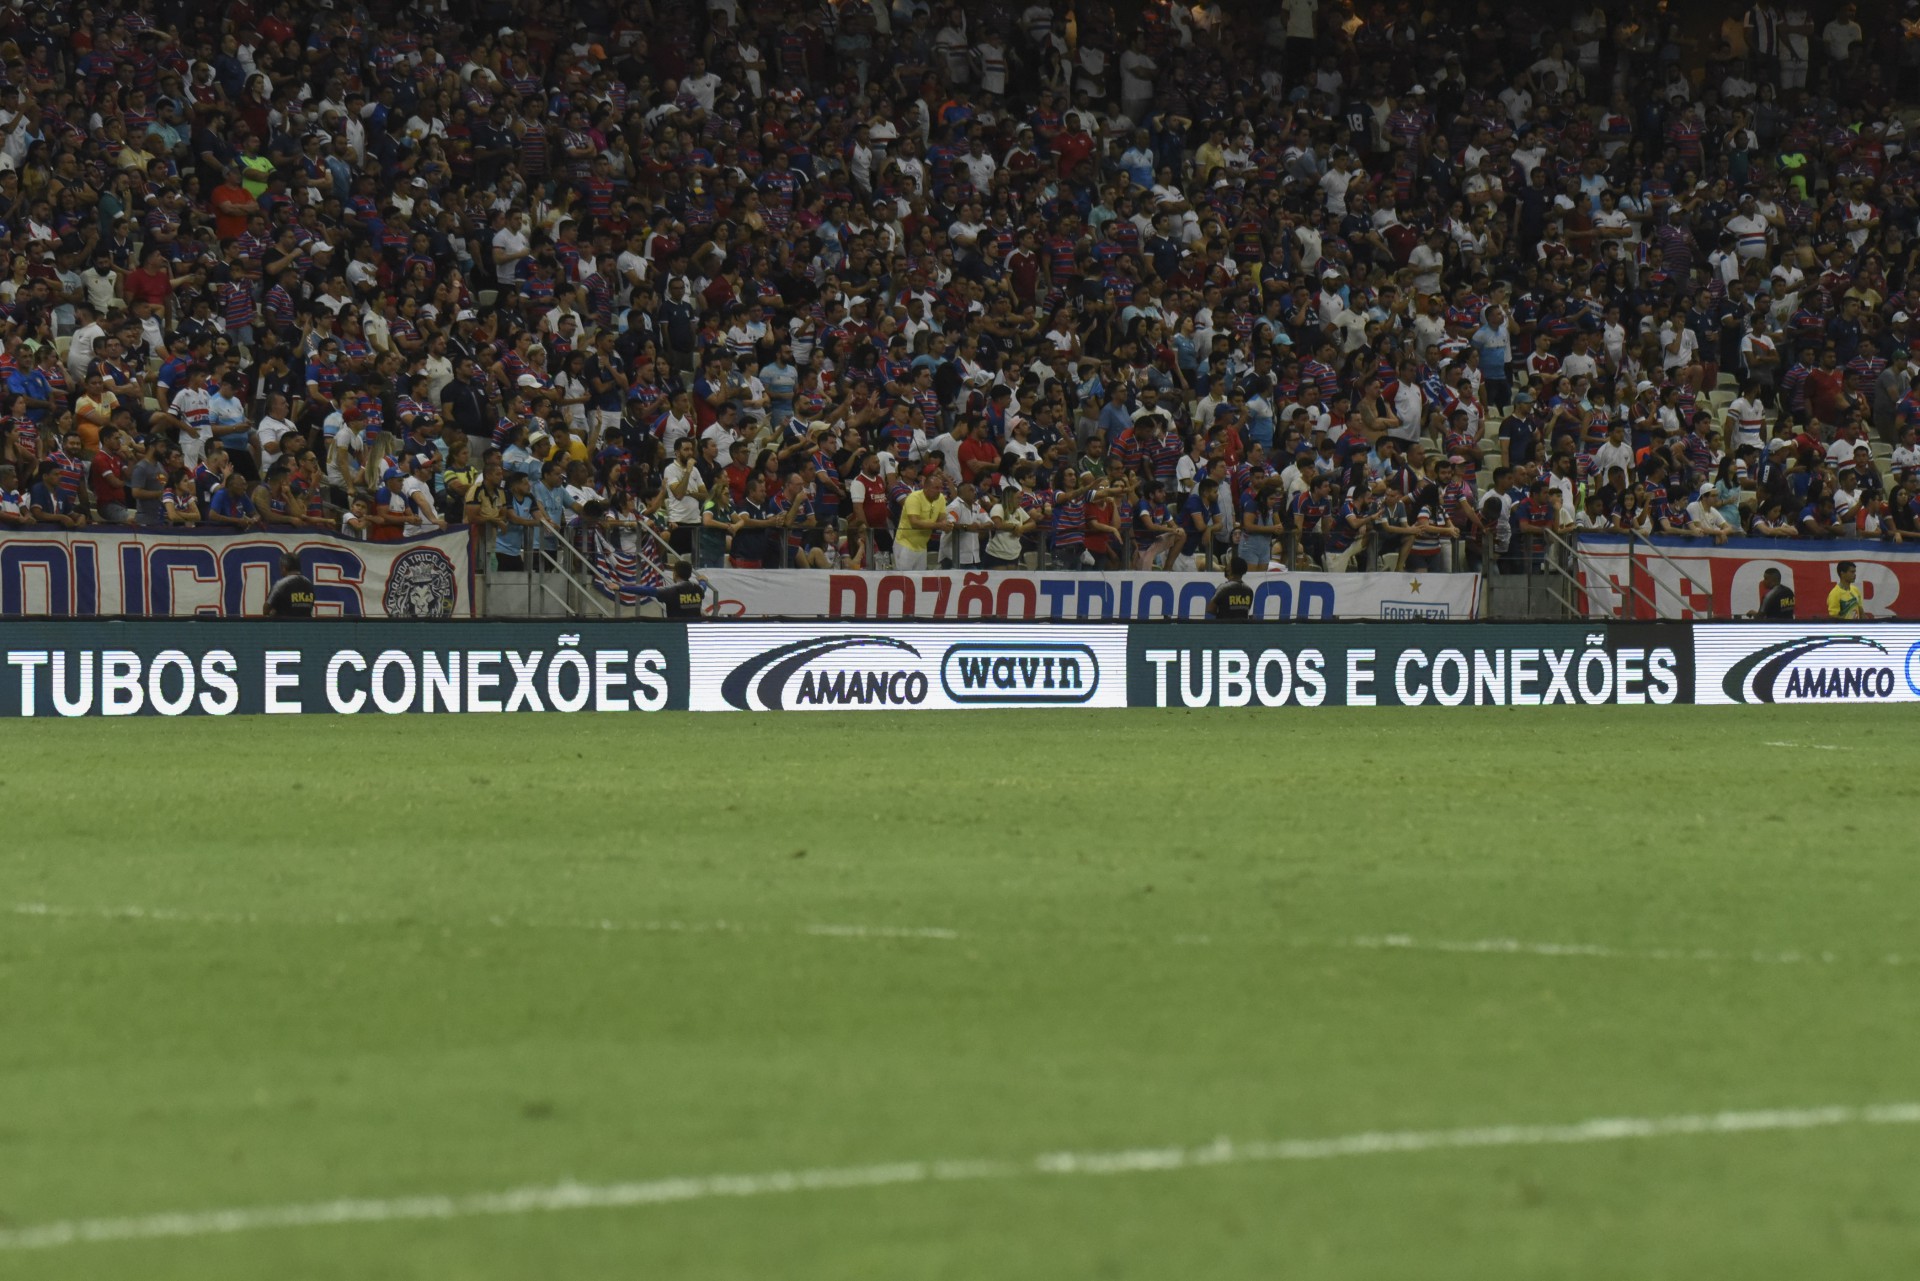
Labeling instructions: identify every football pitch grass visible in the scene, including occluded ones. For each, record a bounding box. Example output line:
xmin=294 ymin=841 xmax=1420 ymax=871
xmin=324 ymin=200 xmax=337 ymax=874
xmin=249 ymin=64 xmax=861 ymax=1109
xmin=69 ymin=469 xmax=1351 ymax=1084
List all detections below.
xmin=4 ymin=706 xmax=1918 ymax=1278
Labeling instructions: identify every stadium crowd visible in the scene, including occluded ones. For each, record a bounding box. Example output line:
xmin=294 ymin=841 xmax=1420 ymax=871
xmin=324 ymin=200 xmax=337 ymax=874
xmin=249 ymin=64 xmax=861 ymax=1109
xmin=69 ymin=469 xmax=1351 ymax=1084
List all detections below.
xmin=0 ymin=0 xmax=1917 ymax=577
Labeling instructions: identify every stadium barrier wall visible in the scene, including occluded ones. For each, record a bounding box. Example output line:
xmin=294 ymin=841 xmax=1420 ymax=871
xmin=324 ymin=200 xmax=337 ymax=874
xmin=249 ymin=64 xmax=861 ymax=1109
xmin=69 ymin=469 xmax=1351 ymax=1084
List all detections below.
xmin=5 ymin=621 xmax=1915 ymax=717
xmin=0 ymin=528 xmax=477 ymax=619
xmin=1573 ymin=535 xmax=1920 ymax=620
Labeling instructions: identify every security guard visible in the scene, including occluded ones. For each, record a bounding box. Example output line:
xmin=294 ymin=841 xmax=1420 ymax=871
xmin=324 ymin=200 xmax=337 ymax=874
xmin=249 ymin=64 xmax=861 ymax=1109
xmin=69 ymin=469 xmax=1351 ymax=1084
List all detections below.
xmin=264 ymin=552 xmax=315 ymax=618
xmin=1754 ymin=567 xmax=1796 ymax=619
xmin=638 ymin=560 xmax=710 ymax=618
xmin=1208 ymin=555 xmax=1255 ymax=620
xmin=1827 ymin=561 xmax=1864 ymax=620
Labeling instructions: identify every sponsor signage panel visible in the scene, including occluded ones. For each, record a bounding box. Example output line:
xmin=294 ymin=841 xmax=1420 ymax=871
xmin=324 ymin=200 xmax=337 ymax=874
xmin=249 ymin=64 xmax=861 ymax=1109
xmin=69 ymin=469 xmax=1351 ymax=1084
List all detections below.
xmin=0 ymin=529 xmax=475 ymax=619
xmin=701 ymin=569 xmax=1481 ymax=621
xmin=1126 ymin=624 xmax=1691 ymax=709
xmin=1692 ymin=625 xmax=1920 ymax=705
xmin=686 ymin=624 xmax=1128 ymax=711
xmin=0 ymin=622 xmax=687 ymax=717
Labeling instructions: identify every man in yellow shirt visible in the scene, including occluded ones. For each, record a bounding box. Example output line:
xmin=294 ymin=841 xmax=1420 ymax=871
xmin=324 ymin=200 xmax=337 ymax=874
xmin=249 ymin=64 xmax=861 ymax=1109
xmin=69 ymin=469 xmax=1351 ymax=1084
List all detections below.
xmin=1827 ymin=561 xmax=1864 ymax=619
xmin=894 ymin=463 xmax=952 ymax=570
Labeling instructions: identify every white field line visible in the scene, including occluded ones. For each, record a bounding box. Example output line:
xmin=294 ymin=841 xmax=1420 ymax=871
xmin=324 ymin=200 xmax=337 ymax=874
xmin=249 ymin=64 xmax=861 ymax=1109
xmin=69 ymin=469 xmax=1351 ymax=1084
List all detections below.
xmin=13 ymin=905 xmax=1907 ymax=967
xmin=7 ymin=903 xmax=957 ymax=944
xmin=1762 ymin=741 xmax=1851 ymax=751
xmin=1339 ymin=933 xmax=1911 ymax=968
xmin=3 ymin=1103 xmax=1917 ymax=1252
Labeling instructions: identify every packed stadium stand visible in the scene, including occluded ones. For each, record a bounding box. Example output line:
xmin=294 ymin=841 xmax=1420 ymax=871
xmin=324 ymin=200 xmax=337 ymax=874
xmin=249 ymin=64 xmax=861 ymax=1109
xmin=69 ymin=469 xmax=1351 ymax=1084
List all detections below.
xmin=0 ymin=0 xmax=1917 ymax=579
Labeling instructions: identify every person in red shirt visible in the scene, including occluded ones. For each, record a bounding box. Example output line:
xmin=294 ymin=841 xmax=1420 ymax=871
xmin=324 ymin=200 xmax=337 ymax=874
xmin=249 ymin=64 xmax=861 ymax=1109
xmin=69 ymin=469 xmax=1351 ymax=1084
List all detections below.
xmin=1804 ymin=348 xmax=1846 ymax=426
xmin=1050 ymin=114 xmax=1095 ymax=179
xmin=210 ymin=169 xmax=259 ymax=242
xmin=957 ymin=416 xmax=1001 ymax=483
xmin=89 ymin=430 xmax=133 ymax=523
xmin=122 ymin=250 xmax=192 ymax=311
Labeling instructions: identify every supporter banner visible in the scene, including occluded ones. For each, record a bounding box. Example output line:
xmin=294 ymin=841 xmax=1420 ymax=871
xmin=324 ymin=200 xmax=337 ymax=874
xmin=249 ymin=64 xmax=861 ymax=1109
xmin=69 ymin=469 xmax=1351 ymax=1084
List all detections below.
xmin=1126 ymin=623 xmax=1692 ymax=709
xmin=702 ymin=569 xmax=1482 ymax=621
xmin=0 ymin=622 xmax=688 ymax=717
xmin=1693 ymin=624 xmax=1920 ymax=705
xmin=687 ymin=623 xmax=1129 ymax=711
xmin=0 ymin=529 xmax=476 ymax=619
xmin=1574 ymin=536 xmax=1920 ymax=621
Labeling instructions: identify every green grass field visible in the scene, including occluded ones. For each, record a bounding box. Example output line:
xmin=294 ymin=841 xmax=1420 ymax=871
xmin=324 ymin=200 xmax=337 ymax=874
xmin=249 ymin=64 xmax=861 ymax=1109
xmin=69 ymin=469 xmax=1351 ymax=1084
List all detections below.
xmin=4 ymin=707 xmax=1919 ymax=1279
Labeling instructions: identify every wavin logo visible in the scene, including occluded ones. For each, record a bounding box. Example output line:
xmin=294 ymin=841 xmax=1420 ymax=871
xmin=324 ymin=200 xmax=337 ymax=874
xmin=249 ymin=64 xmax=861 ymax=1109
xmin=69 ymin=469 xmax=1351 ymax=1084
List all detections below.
xmin=940 ymin=643 xmax=1100 ymax=704
xmin=1722 ymin=635 xmax=1894 ymax=704
xmin=720 ymin=635 xmax=925 ymax=711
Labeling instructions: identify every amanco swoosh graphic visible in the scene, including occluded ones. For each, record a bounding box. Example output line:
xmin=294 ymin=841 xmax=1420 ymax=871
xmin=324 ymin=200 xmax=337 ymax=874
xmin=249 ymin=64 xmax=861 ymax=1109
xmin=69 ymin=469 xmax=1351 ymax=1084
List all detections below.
xmin=720 ymin=636 xmax=922 ymax=711
xmin=1722 ymin=635 xmax=1888 ymax=704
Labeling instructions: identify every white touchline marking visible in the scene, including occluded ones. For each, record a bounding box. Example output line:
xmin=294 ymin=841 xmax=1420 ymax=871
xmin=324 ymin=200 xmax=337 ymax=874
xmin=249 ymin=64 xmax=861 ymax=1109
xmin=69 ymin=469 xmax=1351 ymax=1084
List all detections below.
xmin=1340 ymin=934 xmax=1905 ymax=967
xmin=16 ymin=906 xmax=1902 ymax=967
xmin=1763 ymin=741 xmax=1850 ymax=751
xmin=3 ymin=1103 xmax=1916 ymax=1252
xmin=7 ymin=903 xmax=960 ymax=944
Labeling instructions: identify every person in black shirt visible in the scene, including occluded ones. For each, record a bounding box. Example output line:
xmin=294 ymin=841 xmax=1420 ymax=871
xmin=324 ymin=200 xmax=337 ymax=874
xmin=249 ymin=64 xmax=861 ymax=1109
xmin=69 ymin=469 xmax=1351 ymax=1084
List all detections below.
xmin=264 ymin=552 xmax=315 ymax=618
xmin=1750 ymin=567 xmax=1797 ymax=619
xmin=636 ymin=560 xmax=710 ymax=618
xmin=1209 ymin=555 xmax=1255 ymax=620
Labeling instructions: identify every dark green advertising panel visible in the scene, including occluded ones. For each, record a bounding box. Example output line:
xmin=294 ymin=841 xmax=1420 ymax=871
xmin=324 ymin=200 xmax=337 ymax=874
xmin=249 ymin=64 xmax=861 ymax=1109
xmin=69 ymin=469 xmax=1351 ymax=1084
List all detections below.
xmin=1126 ymin=624 xmax=1692 ymax=709
xmin=0 ymin=621 xmax=691 ymax=717
xmin=2 ymin=621 xmax=1704 ymax=716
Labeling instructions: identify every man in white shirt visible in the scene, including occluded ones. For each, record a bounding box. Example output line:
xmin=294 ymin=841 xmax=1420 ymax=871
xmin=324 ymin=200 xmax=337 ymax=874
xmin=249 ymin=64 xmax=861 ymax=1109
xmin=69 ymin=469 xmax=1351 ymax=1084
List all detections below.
xmin=67 ymin=306 xmax=106 ymax=379
xmin=661 ymin=437 xmax=707 ymax=554
xmin=1890 ymin=425 xmax=1920 ymax=481
xmin=680 ymin=57 xmax=723 ymax=110
xmin=1592 ymin=424 xmax=1635 ymax=484
xmin=927 ymin=419 xmax=968 ymax=482
xmin=1686 ymin=489 xmax=1735 ymax=541
xmin=491 ymin=212 xmax=531 ymax=284
xmin=1725 ymin=388 xmax=1768 ymax=451
xmin=258 ymin=395 xmax=301 ymax=470
xmin=402 ymin=454 xmax=445 ymax=533
xmin=1319 ymin=151 xmax=1354 ymax=215
xmin=167 ymin=369 xmax=214 ymax=468
xmin=943 ymin=482 xmax=987 ymax=567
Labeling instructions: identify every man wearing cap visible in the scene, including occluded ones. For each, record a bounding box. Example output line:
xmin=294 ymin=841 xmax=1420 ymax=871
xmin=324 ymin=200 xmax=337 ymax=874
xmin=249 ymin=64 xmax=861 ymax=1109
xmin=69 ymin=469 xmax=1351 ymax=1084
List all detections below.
xmin=402 ymin=455 xmax=445 ymax=535
xmin=368 ymin=467 xmax=422 ymax=543
xmin=1828 ymin=562 xmax=1865 ymax=619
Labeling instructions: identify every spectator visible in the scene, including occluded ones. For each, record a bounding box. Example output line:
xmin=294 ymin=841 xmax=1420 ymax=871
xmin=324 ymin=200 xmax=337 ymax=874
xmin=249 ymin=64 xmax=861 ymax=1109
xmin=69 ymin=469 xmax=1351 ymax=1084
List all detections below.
xmin=894 ymin=467 xmax=953 ymax=572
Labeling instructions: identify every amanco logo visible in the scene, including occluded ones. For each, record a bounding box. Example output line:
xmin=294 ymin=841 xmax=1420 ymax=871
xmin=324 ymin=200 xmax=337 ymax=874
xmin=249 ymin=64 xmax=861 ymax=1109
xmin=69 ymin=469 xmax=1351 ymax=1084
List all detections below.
xmin=1722 ymin=635 xmax=1900 ymax=704
xmin=719 ymin=635 xmax=1100 ymax=710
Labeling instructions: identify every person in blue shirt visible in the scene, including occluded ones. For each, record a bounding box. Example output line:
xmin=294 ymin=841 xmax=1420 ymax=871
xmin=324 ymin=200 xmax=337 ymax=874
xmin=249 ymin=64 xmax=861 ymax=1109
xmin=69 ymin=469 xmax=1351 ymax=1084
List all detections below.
xmin=1472 ymin=305 xmax=1513 ymax=409
xmin=1499 ymin=396 xmax=1541 ymax=467
xmin=27 ymin=460 xmax=83 ymax=527
xmin=1177 ymin=477 xmax=1220 ymax=571
xmin=532 ymin=459 xmax=569 ymax=553
xmin=495 ymin=471 xmax=542 ymax=569
xmin=7 ymin=359 xmax=52 ymax=424
xmin=502 ymin=424 xmax=544 ymax=484
xmin=758 ymin=345 xmax=798 ymax=427
xmin=1097 ymin=383 xmax=1133 ymax=442
xmin=206 ymin=471 xmax=262 ymax=529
